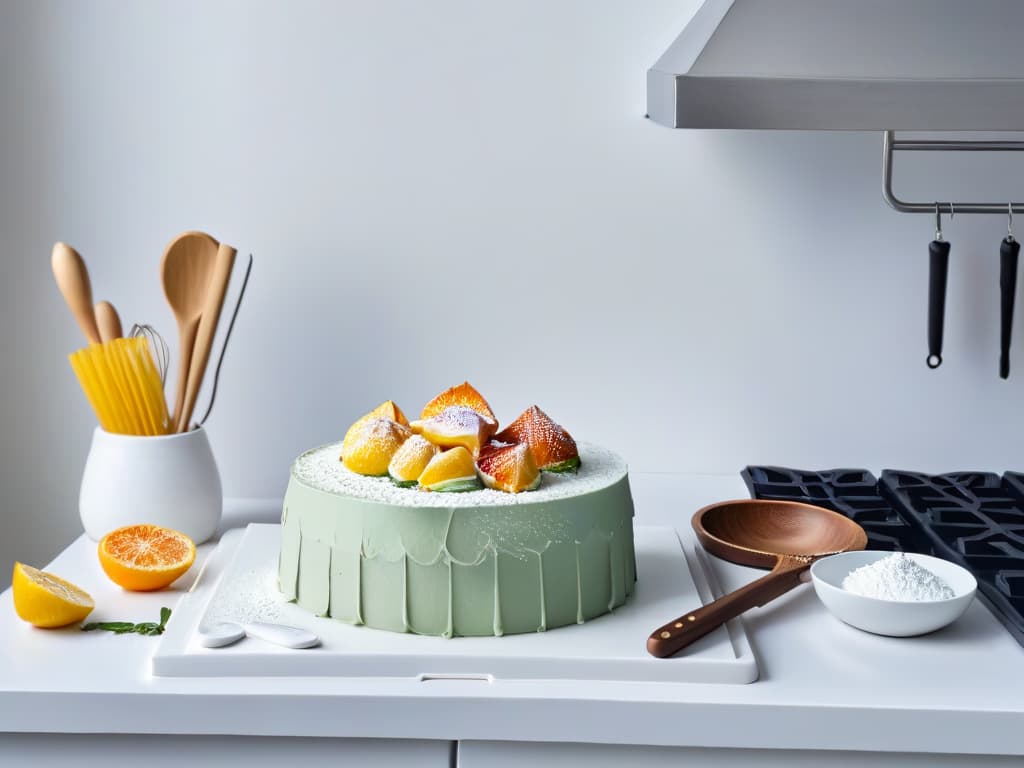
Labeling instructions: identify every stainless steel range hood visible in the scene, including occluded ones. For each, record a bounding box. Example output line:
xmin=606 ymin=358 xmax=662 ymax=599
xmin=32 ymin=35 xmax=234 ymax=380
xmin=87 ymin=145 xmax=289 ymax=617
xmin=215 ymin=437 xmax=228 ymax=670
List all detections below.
xmin=647 ymin=0 xmax=1024 ymax=131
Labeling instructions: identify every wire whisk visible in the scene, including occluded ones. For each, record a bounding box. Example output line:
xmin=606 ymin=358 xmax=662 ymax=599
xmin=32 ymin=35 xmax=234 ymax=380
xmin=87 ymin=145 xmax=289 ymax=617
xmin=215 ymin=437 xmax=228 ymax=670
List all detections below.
xmin=129 ymin=323 xmax=170 ymax=386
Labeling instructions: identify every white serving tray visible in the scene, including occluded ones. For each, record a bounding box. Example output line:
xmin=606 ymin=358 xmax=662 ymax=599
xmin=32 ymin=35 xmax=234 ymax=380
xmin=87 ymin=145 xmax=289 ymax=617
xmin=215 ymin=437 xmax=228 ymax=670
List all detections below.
xmin=153 ymin=524 xmax=758 ymax=684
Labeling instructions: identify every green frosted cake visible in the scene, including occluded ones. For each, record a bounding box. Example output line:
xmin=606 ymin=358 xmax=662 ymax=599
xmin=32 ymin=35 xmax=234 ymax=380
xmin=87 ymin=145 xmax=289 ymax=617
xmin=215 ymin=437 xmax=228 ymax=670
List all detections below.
xmin=278 ymin=443 xmax=636 ymax=637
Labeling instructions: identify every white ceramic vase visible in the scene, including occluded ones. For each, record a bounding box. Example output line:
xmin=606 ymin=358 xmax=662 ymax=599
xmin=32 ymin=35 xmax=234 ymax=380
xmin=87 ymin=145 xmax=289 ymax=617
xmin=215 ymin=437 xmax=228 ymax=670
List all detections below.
xmin=79 ymin=426 xmax=223 ymax=544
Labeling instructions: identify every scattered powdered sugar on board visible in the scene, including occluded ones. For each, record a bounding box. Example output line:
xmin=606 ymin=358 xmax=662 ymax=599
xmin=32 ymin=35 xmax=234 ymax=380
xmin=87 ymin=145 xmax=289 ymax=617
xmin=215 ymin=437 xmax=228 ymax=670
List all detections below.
xmin=842 ymin=553 xmax=955 ymax=601
xmin=202 ymin=563 xmax=284 ymax=626
xmin=291 ymin=441 xmax=626 ymax=507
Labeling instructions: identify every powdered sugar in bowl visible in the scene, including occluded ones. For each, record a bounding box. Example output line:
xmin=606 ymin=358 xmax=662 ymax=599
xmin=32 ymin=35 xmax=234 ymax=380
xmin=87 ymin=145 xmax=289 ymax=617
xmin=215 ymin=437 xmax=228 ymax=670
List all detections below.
xmin=810 ymin=551 xmax=976 ymax=637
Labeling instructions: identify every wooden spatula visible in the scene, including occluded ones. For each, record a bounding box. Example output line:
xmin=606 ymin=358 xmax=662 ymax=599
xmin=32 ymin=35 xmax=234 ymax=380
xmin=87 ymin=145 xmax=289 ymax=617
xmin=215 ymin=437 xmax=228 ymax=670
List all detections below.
xmin=160 ymin=231 xmax=219 ymax=430
xmin=176 ymin=242 xmax=237 ymax=432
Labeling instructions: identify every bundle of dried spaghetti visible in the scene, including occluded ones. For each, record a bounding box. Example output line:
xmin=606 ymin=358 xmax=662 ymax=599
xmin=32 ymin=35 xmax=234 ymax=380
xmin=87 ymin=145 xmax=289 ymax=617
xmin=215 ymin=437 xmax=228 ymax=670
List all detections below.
xmin=69 ymin=336 xmax=171 ymax=435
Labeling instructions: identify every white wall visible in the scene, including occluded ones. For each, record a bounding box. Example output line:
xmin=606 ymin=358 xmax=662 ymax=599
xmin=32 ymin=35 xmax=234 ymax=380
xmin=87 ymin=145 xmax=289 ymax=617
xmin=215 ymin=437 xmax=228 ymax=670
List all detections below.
xmin=3 ymin=0 xmax=1024 ymax=584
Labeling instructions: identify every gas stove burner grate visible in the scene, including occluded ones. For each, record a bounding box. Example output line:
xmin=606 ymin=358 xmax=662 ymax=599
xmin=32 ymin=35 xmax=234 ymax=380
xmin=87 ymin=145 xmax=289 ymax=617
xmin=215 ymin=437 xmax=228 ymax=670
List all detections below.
xmin=743 ymin=465 xmax=1024 ymax=647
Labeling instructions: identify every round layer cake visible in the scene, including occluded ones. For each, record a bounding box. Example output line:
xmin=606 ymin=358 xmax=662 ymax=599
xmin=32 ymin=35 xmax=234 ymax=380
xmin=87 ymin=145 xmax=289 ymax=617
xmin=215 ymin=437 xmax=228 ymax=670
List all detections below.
xmin=278 ymin=442 xmax=636 ymax=637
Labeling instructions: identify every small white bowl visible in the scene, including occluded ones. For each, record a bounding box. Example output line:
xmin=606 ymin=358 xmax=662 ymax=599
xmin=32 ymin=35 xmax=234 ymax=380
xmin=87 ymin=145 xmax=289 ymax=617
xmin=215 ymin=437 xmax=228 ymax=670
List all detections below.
xmin=810 ymin=550 xmax=977 ymax=637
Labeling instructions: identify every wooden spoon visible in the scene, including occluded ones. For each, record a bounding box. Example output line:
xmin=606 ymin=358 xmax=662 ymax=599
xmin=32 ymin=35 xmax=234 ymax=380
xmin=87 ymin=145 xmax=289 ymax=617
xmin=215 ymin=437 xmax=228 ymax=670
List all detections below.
xmin=647 ymin=500 xmax=867 ymax=658
xmin=176 ymin=241 xmax=237 ymax=432
xmin=51 ymin=242 xmax=101 ymax=344
xmin=160 ymin=231 xmax=219 ymax=430
xmin=94 ymin=300 xmax=123 ymax=342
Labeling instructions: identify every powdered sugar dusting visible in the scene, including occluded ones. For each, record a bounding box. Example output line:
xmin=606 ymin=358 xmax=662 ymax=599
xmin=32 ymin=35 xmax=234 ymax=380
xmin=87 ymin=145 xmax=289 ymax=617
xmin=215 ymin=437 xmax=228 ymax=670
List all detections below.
xmin=291 ymin=441 xmax=626 ymax=507
xmin=842 ymin=553 xmax=956 ymax=601
xmin=349 ymin=417 xmax=411 ymax=445
xmin=496 ymin=405 xmax=577 ymax=468
xmin=202 ymin=563 xmax=284 ymax=626
xmin=424 ymin=405 xmax=495 ymax=430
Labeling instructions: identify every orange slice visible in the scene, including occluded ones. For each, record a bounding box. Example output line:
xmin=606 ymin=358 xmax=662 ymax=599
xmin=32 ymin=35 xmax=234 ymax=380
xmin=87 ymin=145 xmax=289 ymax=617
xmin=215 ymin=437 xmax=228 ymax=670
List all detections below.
xmin=494 ymin=405 xmax=580 ymax=472
xmin=410 ymin=406 xmax=497 ymax=458
xmin=418 ymin=446 xmax=481 ymax=492
xmin=341 ymin=418 xmax=412 ymax=476
xmin=476 ymin=442 xmax=541 ymax=493
xmin=388 ymin=435 xmax=439 ymax=487
xmin=12 ymin=562 xmax=94 ymax=628
xmin=98 ymin=524 xmax=197 ymax=592
xmin=420 ymin=382 xmax=497 ymax=426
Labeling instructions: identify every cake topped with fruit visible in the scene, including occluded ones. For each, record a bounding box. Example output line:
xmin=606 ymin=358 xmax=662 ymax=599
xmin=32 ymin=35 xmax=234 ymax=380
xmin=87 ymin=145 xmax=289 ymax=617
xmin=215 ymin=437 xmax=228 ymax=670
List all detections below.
xmin=338 ymin=382 xmax=579 ymax=494
xmin=280 ymin=382 xmax=636 ymax=638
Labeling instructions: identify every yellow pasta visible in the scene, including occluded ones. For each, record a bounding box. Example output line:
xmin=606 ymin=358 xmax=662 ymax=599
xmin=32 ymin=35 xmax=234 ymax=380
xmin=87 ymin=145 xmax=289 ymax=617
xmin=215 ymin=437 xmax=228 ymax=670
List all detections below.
xmin=78 ymin=347 xmax=125 ymax=433
xmin=126 ymin=337 xmax=170 ymax=435
xmin=69 ymin=352 xmax=112 ymax=432
xmin=121 ymin=342 xmax=157 ymax=436
xmin=134 ymin=336 xmax=171 ymax=434
xmin=69 ymin=337 xmax=171 ymax=436
xmin=115 ymin=341 xmax=151 ymax=435
xmin=98 ymin=342 xmax=144 ymax=436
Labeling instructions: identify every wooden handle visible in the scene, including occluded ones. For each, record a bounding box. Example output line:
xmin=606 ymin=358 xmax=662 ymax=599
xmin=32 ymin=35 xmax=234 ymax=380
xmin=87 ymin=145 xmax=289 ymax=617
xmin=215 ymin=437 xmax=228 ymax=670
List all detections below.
xmin=51 ymin=242 xmax=101 ymax=344
xmin=176 ymin=243 xmax=237 ymax=432
xmin=94 ymin=300 xmax=123 ymax=343
xmin=647 ymin=555 xmax=809 ymax=658
xmin=171 ymin=317 xmax=200 ymax=429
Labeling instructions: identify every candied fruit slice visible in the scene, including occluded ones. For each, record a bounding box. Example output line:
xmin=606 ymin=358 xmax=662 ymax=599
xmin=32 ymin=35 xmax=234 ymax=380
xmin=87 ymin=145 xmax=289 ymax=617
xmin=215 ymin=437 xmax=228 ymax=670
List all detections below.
xmin=388 ymin=435 xmax=439 ymax=487
xmin=369 ymin=400 xmax=409 ymax=427
xmin=410 ymin=406 xmax=497 ymax=458
xmin=342 ymin=400 xmax=409 ymax=455
xmin=476 ymin=442 xmax=540 ymax=494
xmin=420 ymin=381 xmax=497 ymax=426
xmin=341 ymin=418 xmax=412 ymax=476
xmin=494 ymin=405 xmax=580 ymax=472
xmin=418 ymin=446 xmax=482 ymax=492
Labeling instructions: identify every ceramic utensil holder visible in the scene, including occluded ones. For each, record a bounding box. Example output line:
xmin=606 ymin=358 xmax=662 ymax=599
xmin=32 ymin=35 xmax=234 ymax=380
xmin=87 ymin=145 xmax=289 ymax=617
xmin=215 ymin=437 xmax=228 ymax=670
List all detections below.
xmin=79 ymin=426 xmax=222 ymax=544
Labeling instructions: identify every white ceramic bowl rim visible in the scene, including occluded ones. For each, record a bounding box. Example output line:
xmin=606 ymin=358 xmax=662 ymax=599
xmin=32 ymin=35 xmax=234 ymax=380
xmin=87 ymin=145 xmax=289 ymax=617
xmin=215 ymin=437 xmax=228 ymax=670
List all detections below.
xmin=810 ymin=550 xmax=977 ymax=604
xmin=93 ymin=425 xmax=208 ymax=442
xmin=810 ymin=550 xmax=977 ymax=637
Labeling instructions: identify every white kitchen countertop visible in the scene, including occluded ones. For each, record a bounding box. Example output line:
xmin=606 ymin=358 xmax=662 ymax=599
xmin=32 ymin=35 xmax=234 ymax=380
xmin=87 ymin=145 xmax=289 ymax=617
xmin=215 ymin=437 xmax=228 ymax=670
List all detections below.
xmin=1 ymin=474 xmax=1022 ymax=756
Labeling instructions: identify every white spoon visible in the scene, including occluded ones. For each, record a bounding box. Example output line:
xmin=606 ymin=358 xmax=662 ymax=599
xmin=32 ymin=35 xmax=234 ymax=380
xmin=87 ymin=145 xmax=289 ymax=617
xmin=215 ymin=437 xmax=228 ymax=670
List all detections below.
xmin=198 ymin=622 xmax=246 ymax=648
xmin=245 ymin=621 xmax=320 ymax=649
xmin=198 ymin=621 xmax=320 ymax=650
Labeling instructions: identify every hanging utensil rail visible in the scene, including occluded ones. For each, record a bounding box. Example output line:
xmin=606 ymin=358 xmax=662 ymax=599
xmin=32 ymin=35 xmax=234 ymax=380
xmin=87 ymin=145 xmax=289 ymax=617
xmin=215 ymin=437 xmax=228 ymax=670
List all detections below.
xmin=883 ymin=130 xmax=1024 ymax=214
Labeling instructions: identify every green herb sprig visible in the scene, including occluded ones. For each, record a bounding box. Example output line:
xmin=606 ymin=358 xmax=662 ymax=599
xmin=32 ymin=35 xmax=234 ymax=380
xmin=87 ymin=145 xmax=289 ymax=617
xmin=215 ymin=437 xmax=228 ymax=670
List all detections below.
xmin=82 ymin=607 xmax=171 ymax=636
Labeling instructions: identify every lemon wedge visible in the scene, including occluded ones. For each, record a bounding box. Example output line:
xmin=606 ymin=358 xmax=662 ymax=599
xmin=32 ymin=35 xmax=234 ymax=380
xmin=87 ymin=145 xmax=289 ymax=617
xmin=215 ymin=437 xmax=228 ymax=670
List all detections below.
xmin=12 ymin=562 xmax=94 ymax=628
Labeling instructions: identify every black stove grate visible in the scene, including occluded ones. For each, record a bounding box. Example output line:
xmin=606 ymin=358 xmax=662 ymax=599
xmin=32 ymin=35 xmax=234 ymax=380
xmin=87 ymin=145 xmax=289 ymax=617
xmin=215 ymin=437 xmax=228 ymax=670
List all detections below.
xmin=743 ymin=465 xmax=1024 ymax=647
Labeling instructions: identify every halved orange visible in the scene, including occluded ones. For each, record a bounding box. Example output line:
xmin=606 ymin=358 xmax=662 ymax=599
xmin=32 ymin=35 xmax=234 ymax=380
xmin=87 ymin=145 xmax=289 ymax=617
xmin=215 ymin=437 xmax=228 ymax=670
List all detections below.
xmin=98 ymin=524 xmax=196 ymax=592
xmin=420 ymin=382 xmax=497 ymax=425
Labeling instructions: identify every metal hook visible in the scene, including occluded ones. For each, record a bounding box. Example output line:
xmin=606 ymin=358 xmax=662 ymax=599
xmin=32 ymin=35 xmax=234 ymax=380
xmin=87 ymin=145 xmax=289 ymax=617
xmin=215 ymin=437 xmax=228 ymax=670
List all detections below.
xmin=935 ymin=202 xmax=943 ymax=242
xmin=1009 ymin=202 xmax=1015 ymax=243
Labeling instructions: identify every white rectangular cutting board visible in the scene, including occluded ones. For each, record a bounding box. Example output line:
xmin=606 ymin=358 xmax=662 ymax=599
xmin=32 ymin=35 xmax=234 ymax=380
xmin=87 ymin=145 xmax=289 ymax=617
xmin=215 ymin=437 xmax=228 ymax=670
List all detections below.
xmin=153 ymin=524 xmax=758 ymax=684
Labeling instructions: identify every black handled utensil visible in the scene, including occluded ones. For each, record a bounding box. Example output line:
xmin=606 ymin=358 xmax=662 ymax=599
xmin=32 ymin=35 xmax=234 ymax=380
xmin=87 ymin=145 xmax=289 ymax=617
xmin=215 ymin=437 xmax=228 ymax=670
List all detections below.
xmin=927 ymin=205 xmax=951 ymax=369
xmin=1000 ymin=206 xmax=1019 ymax=379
